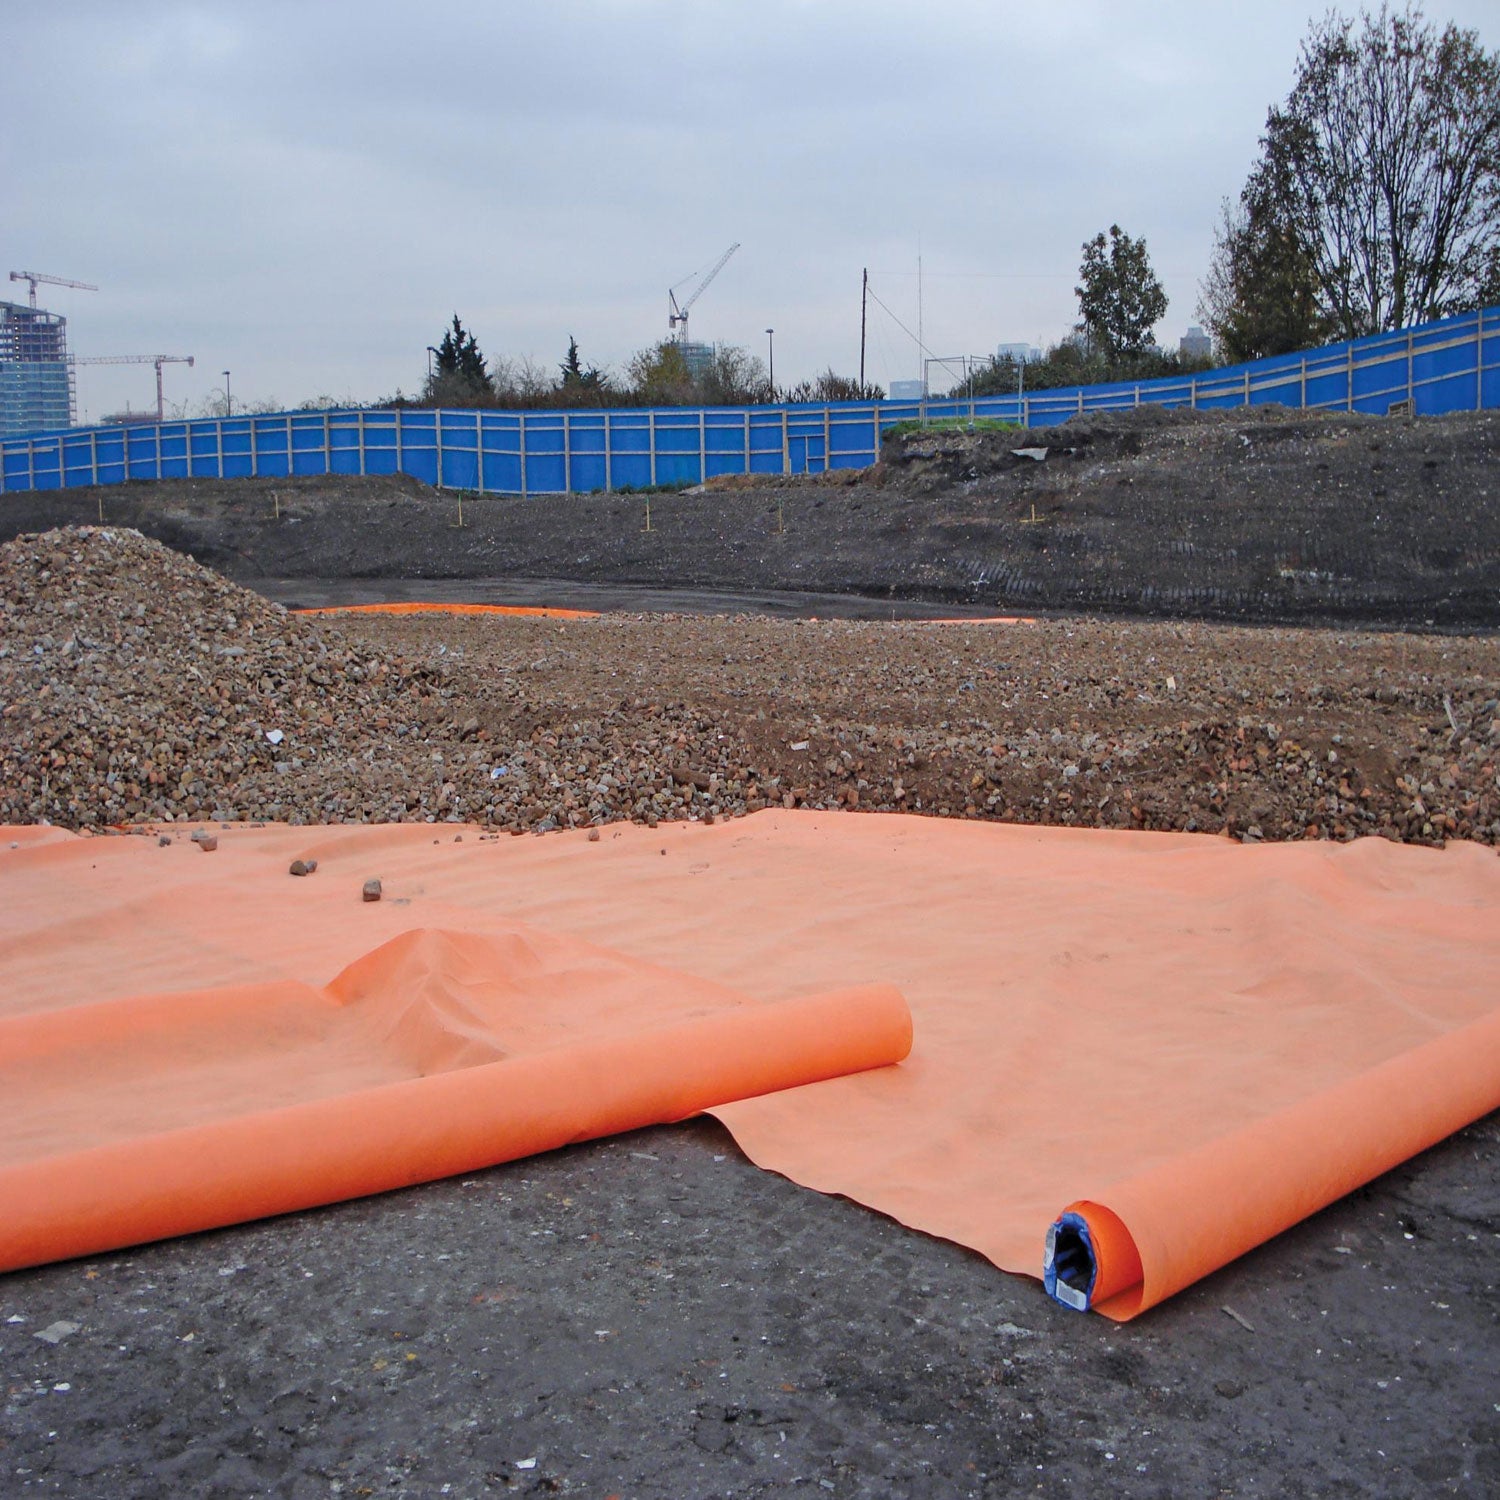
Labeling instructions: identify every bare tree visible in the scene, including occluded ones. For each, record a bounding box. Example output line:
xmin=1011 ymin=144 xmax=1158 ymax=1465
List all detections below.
xmin=1259 ymin=5 xmax=1500 ymax=337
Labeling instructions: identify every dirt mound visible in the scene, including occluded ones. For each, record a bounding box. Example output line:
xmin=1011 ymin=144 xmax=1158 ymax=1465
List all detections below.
xmin=0 ymin=528 xmax=760 ymax=831
xmin=4 ymin=407 xmax=1498 ymax=628
xmin=877 ymin=403 xmax=1345 ymax=491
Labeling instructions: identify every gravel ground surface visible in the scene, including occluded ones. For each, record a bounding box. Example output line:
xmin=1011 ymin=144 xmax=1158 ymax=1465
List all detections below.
xmin=2 ymin=527 xmax=1496 ymax=845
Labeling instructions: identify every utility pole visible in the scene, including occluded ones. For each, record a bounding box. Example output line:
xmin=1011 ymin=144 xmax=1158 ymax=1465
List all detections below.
xmin=860 ymin=268 xmax=868 ymax=392
xmin=918 ymin=249 xmax=925 ymax=398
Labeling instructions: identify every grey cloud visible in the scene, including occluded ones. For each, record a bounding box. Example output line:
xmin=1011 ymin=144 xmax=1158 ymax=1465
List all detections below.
xmin=7 ymin=1 xmax=1495 ymax=418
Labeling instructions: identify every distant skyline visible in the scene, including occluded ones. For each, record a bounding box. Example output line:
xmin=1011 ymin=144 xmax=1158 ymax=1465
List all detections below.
xmin=6 ymin=1 xmax=1496 ymax=421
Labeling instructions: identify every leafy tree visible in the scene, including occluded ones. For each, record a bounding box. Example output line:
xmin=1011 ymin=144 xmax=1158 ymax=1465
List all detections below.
xmin=1076 ymin=224 xmax=1169 ymax=358
xmin=433 ymin=314 xmax=489 ymax=392
xmin=625 ymin=341 xmax=696 ymax=404
xmin=624 ymin=341 xmax=773 ymax=405
xmin=1224 ymin=5 xmax=1500 ymax=339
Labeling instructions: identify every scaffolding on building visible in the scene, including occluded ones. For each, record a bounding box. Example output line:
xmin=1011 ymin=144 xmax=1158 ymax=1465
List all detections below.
xmin=0 ymin=300 xmax=76 ymax=437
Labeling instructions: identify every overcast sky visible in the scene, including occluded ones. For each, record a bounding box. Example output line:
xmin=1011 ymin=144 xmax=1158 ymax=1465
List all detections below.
xmin=7 ymin=1 xmax=1496 ymax=421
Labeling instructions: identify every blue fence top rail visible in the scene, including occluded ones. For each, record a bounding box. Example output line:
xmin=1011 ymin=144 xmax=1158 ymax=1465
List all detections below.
xmin=2 ymin=306 xmax=1494 ymax=498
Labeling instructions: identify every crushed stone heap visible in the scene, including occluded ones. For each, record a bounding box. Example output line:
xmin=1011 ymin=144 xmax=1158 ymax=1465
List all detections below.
xmin=0 ymin=527 xmax=468 ymax=827
xmin=0 ymin=527 xmax=757 ymax=831
xmin=2 ymin=526 xmax=1496 ymax=845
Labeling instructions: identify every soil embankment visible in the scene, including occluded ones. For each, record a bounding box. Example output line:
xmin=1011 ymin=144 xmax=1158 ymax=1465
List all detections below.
xmin=2 ymin=405 xmax=1497 ymax=628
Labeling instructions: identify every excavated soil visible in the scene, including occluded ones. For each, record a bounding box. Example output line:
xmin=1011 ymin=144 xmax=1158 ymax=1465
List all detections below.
xmin=1 ymin=409 xmax=1498 ymax=1496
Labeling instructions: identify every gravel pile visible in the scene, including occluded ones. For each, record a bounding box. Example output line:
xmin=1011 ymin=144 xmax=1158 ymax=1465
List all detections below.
xmin=341 ymin=610 xmax=1500 ymax=848
xmin=2 ymin=526 xmax=1497 ymax=845
xmin=0 ymin=527 xmax=475 ymax=827
xmin=0 ymin=527 xmax=757 ymax=831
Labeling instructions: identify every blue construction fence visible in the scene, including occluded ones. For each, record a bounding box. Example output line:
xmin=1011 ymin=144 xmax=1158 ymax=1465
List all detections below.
xmin=2 ymin=306 xmax=1495 ymax=497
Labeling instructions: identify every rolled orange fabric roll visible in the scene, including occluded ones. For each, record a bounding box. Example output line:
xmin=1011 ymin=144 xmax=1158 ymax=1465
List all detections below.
xmin=0 ymin=924 xmax=910 ymax=1274
xmin=6 ymin=814 xmax=1498 ymax=1315
xmin=1044 ymin=1002 xmax=1500 ymax=1317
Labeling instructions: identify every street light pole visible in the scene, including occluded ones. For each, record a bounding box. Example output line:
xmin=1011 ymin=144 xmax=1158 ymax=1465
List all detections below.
xmin=426 ymin=346 xmax=440 ymax=384
xmin=765 ymin=328 xmax=775 ymax=400
xmin=222 ymin=370 xmax=231 ymax=417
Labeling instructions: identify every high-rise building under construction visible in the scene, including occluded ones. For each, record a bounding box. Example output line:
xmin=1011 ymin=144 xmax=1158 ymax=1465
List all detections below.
xmin=0 ymin=300 xmax=75 ymax=437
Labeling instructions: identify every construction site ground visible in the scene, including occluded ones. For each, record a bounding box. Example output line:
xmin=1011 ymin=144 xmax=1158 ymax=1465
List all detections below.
xmin=0 ymin=404 xmax=1497 ymax=1496
xmin=1 ymin=404 xmax=1497 ymax=630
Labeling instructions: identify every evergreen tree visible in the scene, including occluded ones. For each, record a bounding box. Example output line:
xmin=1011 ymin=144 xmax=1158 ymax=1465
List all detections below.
xmin=434 ymin=315 xmax=489 ymax=391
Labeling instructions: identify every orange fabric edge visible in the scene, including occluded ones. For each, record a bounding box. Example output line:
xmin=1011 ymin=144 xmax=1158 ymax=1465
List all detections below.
xmin=1080 ymin=1002 xmax=1500 ymax=1319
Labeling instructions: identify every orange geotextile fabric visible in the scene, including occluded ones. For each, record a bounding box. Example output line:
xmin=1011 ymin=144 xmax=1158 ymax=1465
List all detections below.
xmin=0 ymin=886 xmax=908 ymax=1274
xmin=291 ymin=603 xmax=601 ymax=619
xmin=2 ymin=811 xmax=1498 ymax=1315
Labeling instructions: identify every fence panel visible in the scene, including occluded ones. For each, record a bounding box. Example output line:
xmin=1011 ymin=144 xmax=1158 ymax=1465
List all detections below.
xmin=520 ymin=414 xmax=566 ymax=495
xmin=3 ymin=307 xmax=1496 ymax=498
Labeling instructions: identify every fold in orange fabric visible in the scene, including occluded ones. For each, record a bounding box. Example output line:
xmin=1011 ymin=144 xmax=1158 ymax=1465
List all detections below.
xmin=2 ymin=811 xmax=1496 ymax=1315
xmin=0 ymin=921 xmax=910 ymax=1273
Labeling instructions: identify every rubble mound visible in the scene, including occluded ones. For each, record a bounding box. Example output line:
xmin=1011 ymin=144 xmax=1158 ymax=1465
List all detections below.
xmin=0 ymin=527 xmax=760 ymax=831
xmin=2 ymin=527 xmax=1496 ymax=846
xmin=0 ymin=527 xmax=469 ymax=826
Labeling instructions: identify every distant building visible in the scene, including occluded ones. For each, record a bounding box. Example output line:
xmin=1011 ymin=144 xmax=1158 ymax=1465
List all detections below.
xmin=678 ymin=341 xmax=716 ymax=381
xmin=0 ymin=300 xmax=75 ymax=437
xmin=1179 ymin=325 xmax=1213 ymax=360
xmin=888 ymin=379 xmax=925 ymax=400
xmin=995 ymin=342 xmax=1043 ymax=363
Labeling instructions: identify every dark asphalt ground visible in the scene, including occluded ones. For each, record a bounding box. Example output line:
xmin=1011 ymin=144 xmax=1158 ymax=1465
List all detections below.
xmin=2 ymin=1110 xmax=1497 ymax=1498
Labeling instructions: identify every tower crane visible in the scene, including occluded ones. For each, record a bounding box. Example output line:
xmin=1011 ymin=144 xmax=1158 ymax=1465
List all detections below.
xmin=69 ymin=354 xmax=195 ymax=422
xmin=667 ymin=243 xmax=740 ymax=345
xmin=8 ymin=271 xmax=99 ymax=308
